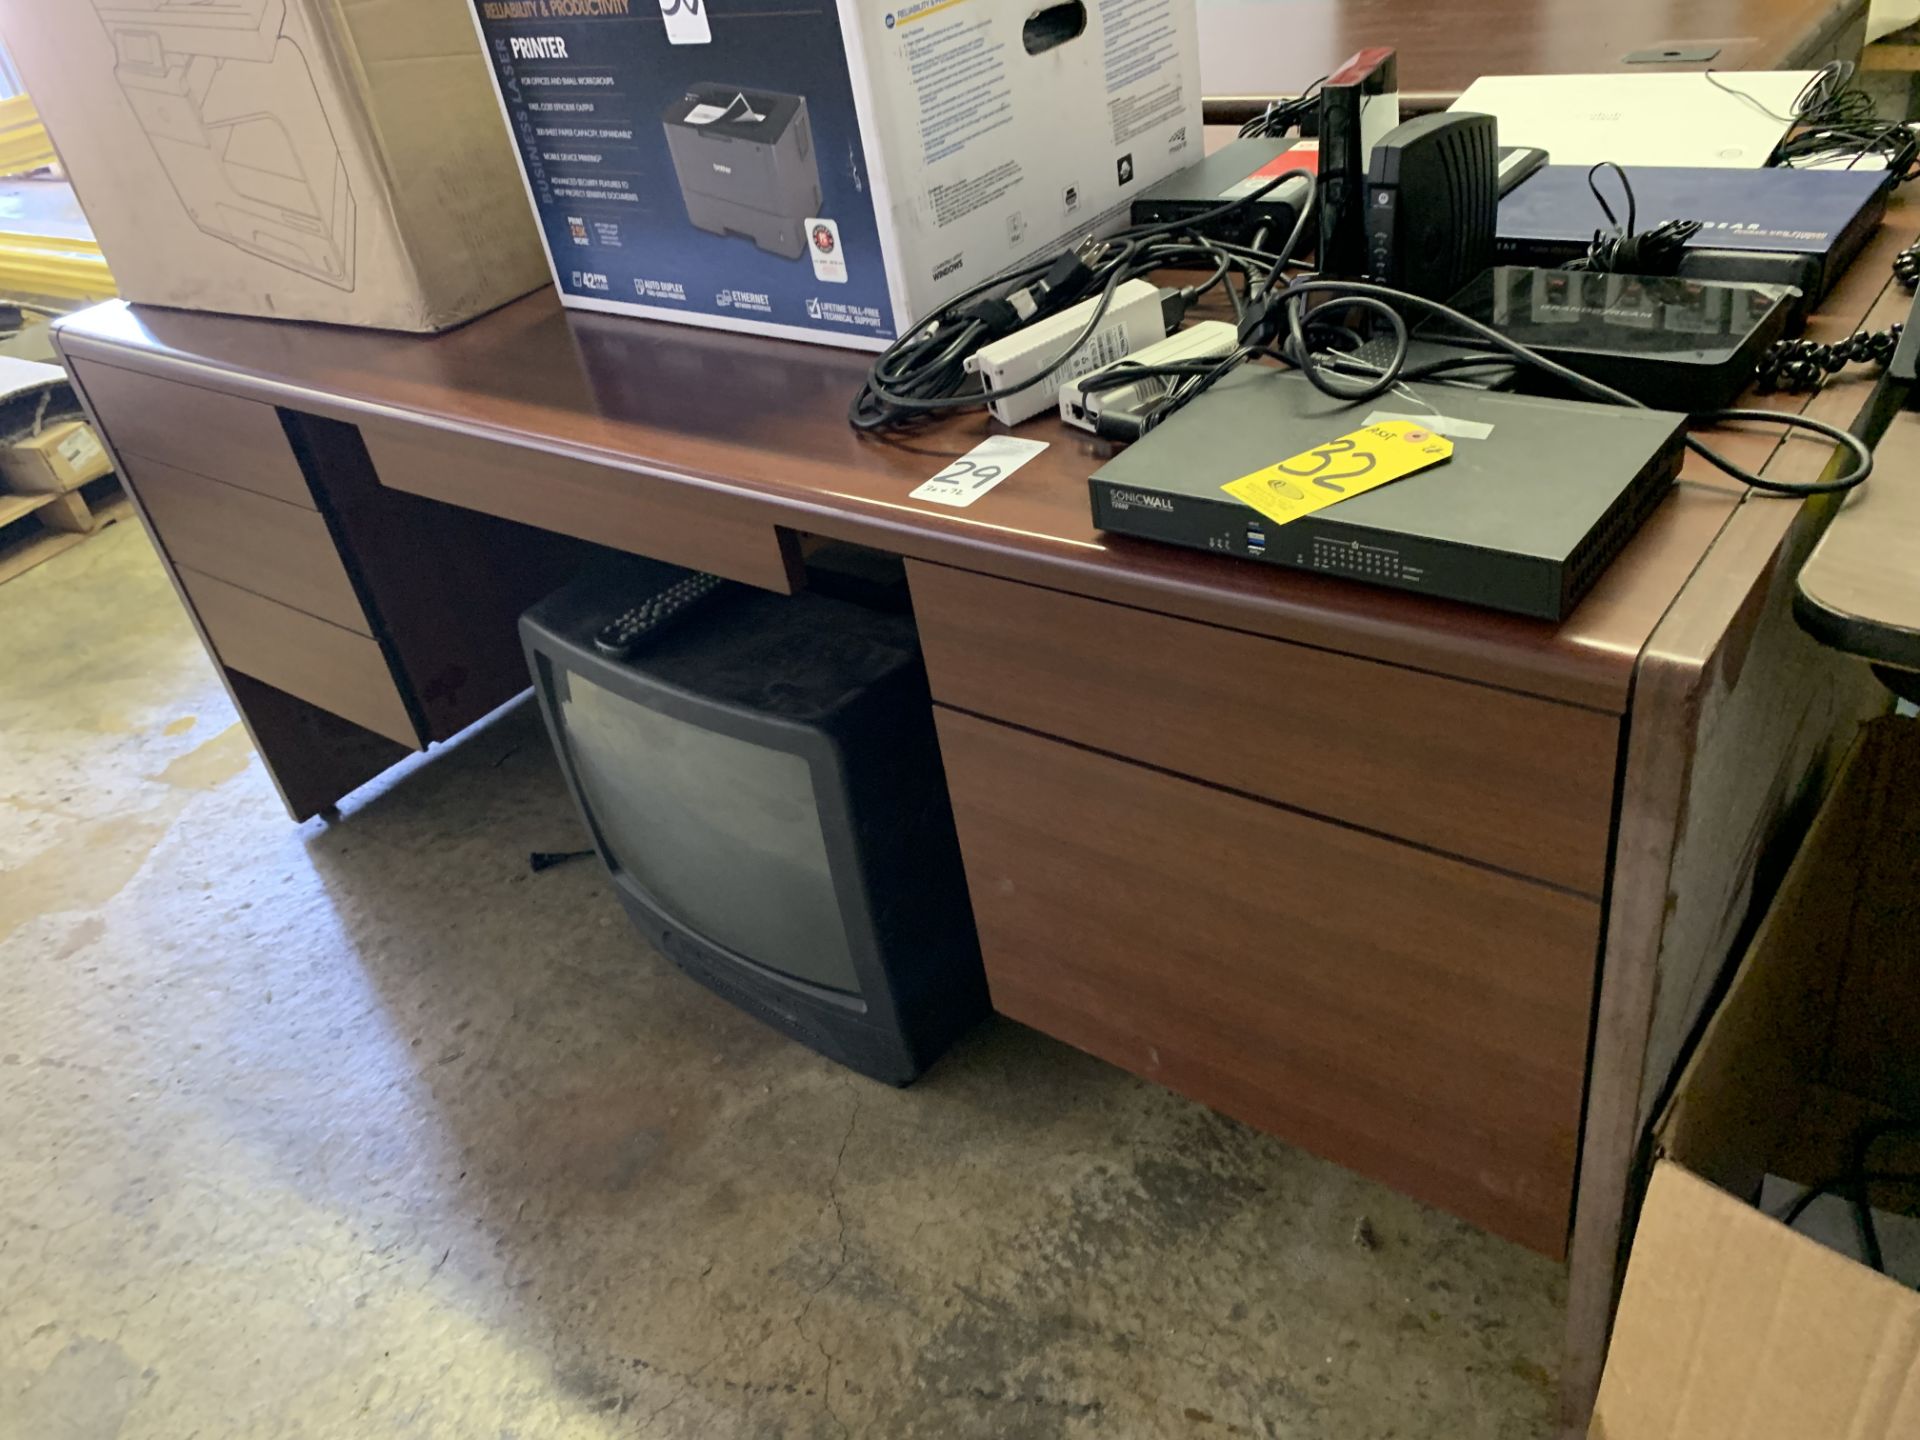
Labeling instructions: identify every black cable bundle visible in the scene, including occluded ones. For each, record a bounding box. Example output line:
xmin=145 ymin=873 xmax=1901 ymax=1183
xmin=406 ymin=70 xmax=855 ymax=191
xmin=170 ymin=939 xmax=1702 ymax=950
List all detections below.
xmin=1237 ymin=77 xmax=1326 ymax=140
xmin=1710 ymin=61 xmax=1920 ymax=180
xmin=846 ymin=171 xmax=1315 ymax=431
xmin=1567 ymin=163 xmax=1701 ymax=276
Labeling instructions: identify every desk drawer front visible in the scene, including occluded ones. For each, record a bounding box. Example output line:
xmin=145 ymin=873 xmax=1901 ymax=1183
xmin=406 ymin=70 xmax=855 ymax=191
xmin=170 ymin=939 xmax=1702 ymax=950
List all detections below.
xmin=361 ymin=422 xmax=803 ymax=593
xmin=128 ymin=455 xmax=370 ymax=635
xmin=72 ymin=360 xmax=313 ymax=509
xmin=910 ymin=562 xmax=1618 ymax=895
xmin=936 ymin=707 xmax=1599 ymax=1257
xmin=177 ymin=567 xmax=417 ymax=747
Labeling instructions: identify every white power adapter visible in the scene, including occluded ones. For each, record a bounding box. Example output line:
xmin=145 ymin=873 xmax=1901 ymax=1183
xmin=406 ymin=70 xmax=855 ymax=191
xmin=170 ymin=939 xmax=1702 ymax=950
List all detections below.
xmin=1057 ymin=320 xmax=1240 ymax=434
xmin=964 ymin=279 xmax=1166 ymax=426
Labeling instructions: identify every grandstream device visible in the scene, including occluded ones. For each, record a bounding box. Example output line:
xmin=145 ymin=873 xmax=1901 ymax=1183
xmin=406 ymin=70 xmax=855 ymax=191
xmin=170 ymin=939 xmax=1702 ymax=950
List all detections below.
xmin=1438 ymin=266 xmax=1799 ymax=411
xmin=662 ymin=85 xmax=822 ymax=260
xmin=1088 ymin=368 xmax=1686 ymax=620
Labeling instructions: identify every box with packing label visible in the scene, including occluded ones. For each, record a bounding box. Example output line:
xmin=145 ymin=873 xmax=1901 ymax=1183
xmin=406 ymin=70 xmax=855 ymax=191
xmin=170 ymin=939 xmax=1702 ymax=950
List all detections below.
xmin=0 ymin=0 xmax=549 ymax=332
xmin=466 ymin=0 xmax=1203 ymax=349
xmin=1589 ymin=716 xmax=1920 ymax=1439
xmin=0 ymin=421 xmax=112 ymax=496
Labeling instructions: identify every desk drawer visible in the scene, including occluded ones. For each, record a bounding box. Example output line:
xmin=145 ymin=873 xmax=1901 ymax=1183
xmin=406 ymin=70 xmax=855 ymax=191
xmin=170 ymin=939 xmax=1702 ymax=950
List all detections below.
xmin=177 ymin=567 xmax=417 ymax=747
xmin=909 ymin=561 xmax=1618 ymax=895
xmin=361 ymin=421 xmax=803 ymax=593
xmin=129 ymin=455 xmax=369 ymax=635
xmin=936 ymin=707 xmax=1599 ymax=1256
xmin=72 ymin=360 xmax=313 ymax=509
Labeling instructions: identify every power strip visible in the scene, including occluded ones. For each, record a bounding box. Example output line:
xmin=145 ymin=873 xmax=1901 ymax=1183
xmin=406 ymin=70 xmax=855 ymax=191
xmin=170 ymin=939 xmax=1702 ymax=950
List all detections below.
xmin=965 ymin=279 xmax=1166 ymax=425
xmin=1058 ymin=320 xmax=1239 ymax=433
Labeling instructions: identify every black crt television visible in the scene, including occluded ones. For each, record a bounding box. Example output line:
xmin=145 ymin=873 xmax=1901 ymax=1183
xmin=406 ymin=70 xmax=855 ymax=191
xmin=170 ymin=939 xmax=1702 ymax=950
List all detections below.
xmin=519 ymin=558 xmax=989 ymax=1085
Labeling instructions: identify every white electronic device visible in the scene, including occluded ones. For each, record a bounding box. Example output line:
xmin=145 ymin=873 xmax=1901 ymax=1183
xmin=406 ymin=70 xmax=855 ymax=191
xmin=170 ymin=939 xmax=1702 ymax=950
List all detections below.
xmin=966 ymin=280 xmax=1166 ymax=426
xmin=1058 ymin=321 xmax=1240 ymax=433
xmin=1450 ymin=71 xmax=1816 ymax=168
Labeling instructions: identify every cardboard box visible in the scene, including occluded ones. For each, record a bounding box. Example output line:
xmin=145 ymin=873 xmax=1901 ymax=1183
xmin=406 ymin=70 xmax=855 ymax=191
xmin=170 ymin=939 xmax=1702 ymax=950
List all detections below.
xmin=1591 ymin=716 xmax=1920 ymax=1439
xmin=0 ymin=0 xmax=550 ymax=332
xmin=466 ymin=0 xmax=1203 ymax=349
xmin=0 ymin=420 xmax=113 ymax=496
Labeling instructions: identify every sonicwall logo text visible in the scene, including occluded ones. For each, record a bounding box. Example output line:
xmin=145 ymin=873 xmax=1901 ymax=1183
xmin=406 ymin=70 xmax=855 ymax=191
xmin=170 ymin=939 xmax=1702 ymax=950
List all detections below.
xmin=660 ymin=0 xmax=712 ymax=44
xmin=571 ymin=271 xmax=611 ymax=292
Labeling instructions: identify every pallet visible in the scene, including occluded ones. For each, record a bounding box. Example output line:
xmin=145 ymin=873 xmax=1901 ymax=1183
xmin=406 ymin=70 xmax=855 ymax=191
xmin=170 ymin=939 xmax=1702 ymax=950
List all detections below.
xmin=0 ymin=475 xmax=129 ymax=585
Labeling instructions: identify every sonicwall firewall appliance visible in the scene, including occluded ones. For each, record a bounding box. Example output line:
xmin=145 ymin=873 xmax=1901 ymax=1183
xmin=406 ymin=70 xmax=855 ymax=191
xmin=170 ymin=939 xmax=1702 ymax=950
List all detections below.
xmin=663 ymin=86 xmax=822 ymax=261
xmin=1090 ymin=368 xmax=1685 ymax=619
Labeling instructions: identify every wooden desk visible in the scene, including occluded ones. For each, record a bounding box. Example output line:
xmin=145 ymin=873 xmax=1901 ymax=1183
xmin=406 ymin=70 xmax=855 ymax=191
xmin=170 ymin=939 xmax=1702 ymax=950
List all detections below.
xmin=1201 ymin=0 xmax=1869 ymax=118
xmin=1797 ymin=395 xmax=1920 ymax=674
xmin=52 ymin=203 xmax=1908 ymax=1432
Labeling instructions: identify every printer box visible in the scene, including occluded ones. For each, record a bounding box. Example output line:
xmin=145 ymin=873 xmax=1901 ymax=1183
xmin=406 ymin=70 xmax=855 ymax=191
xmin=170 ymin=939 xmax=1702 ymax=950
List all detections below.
xmin=1589 ymin=718 xmax=1920 ymax=1439
xmin=466 ymin=0 xmax=1203 ymax=349
xmin=0 ymin=0 xmax=550 ymax=332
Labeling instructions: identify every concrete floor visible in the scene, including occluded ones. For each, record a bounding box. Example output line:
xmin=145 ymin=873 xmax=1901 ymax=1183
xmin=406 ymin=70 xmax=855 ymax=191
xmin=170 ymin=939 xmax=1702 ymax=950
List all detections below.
xmin=0 ymin=522 xmax=1566 ymax=1439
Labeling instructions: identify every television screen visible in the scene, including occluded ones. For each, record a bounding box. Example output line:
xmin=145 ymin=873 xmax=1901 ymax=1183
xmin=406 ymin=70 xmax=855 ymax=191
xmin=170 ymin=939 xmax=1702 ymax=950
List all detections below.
xmin=520 ymin=556 xmax=988 ymax=1083
xmin=556 ymin=669 xmax=860 ymax=994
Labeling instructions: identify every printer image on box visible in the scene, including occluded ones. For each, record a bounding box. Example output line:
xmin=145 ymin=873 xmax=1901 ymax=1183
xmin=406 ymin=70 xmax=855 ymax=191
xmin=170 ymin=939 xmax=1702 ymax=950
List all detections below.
xmin=468 ymin=0 xmax=1201 ymax=348
xmin=663 ymin=86 xmax=822 ymax=261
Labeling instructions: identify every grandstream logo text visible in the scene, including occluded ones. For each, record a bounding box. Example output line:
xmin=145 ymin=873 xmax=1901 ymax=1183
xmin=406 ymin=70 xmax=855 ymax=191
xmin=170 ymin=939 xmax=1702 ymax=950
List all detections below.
xmin=1108 ymin=490 xmax=1174 ymax=512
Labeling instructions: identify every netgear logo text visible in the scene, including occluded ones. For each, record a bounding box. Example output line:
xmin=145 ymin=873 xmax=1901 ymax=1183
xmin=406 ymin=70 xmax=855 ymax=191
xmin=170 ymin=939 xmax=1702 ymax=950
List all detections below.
xmin=660 ymin=0 xmax=712 ymax=44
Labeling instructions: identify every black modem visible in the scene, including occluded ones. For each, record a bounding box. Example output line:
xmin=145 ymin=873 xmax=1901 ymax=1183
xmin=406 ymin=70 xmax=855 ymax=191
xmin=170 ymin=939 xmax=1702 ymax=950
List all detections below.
xmin=1366 ymin=112 xmax=1499 ymax=300
xmin=1089 ymin=369 xmax=1685 ymax=620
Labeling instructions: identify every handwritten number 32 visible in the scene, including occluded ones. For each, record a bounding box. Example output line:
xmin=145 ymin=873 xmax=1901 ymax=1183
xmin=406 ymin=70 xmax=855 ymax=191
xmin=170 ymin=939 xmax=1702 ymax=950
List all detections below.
xmin=1274 ymin=438 xmax=1378 ymax=493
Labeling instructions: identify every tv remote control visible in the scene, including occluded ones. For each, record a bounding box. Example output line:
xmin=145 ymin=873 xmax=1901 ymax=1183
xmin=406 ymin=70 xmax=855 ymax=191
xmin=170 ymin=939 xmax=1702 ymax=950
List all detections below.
xmin=593 ymin=571 xmax=728 ymax=657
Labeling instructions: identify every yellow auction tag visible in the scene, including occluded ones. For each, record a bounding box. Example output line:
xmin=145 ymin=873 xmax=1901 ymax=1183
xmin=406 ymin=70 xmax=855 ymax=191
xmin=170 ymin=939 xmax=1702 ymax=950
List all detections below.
xmin=1222 ymin=420 xmax=1453 ymax=529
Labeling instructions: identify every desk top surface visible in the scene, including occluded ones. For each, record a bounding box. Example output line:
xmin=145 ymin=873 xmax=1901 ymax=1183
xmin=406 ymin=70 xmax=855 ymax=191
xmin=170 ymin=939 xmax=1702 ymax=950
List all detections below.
xmin=1797 ymin=397 xmax=1920 ymax=671
xmin=1198 ymin=0 xmax=1868 ymax=102
xmin=55 ymin=190 xmax=1909 ymax=718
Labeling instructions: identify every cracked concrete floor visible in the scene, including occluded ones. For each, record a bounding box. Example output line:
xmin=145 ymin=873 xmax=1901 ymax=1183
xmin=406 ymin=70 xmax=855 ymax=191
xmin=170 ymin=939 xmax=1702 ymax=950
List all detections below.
xmin=0 ymin=522 xmax=1565 ymax=1439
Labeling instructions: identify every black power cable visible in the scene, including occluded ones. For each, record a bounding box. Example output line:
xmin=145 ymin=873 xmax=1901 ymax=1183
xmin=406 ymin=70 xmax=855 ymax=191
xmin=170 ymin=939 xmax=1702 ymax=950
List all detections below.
xmin=1774 ymin=1119 xmax=1920 ymax=1281
xmin=1568 ymin=162 xmax=1701 ymax=276
xmin=1756 ymin=324 xmax=1905 ymax=394
xmin=1238 ymin=77 xmax=1327 ymax=140
xmin=1708 ymin=61 xmax=1920 ymax=180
